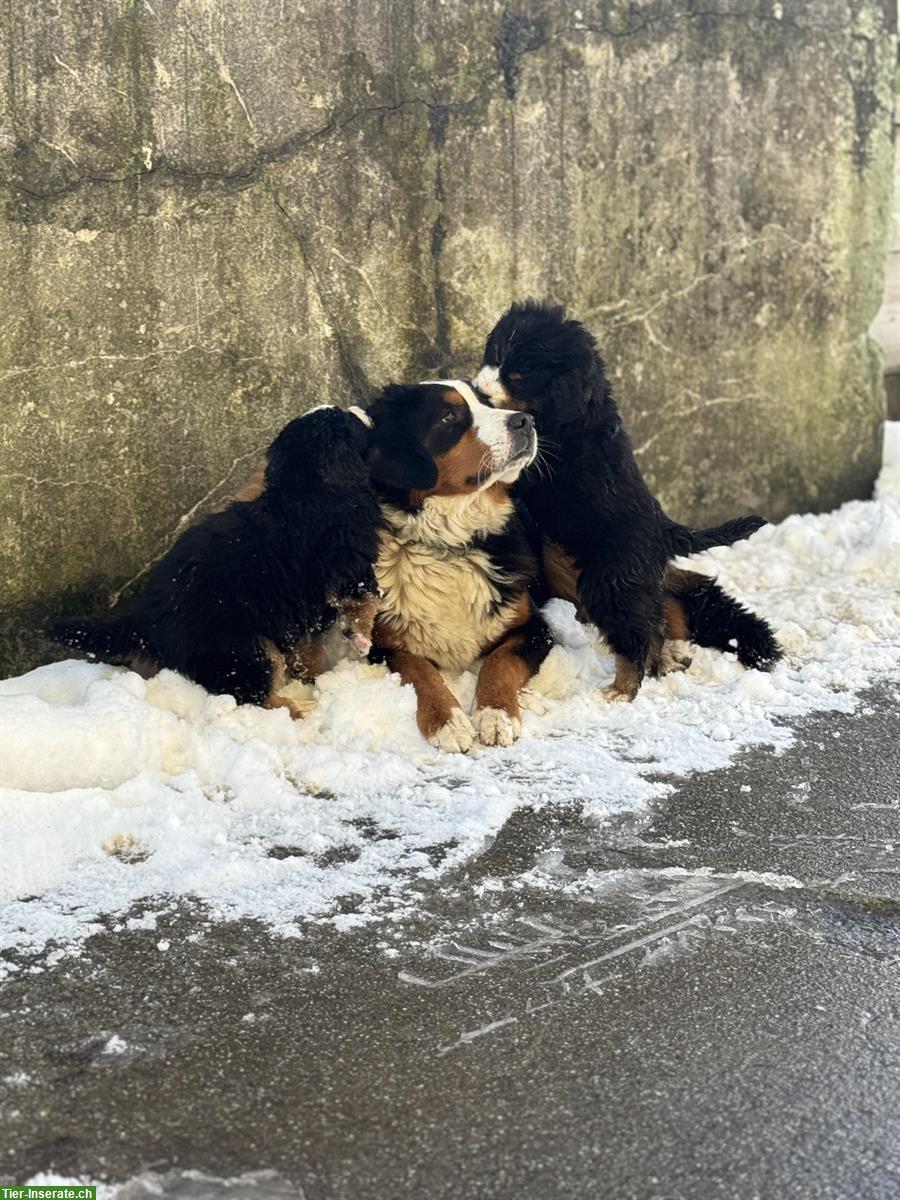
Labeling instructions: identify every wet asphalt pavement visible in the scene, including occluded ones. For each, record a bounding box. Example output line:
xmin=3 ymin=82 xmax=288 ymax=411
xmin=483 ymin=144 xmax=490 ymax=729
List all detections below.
xmin=2 ymin=683 xmax=899 ymax=1199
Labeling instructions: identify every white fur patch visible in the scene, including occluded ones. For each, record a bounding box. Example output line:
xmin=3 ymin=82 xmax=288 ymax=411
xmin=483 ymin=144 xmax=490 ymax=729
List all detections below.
xmin=348 ymin=405 xmax=373 ymax=429
xmin=472 ymin=365 xmax=510 ymax=404
xmin=431 ymin=707 xmax=476 ymax=754
xmin=376 ymin=491 xmax=521 ymax=674
xmin=473 ymin=706 xmax=520 ymax=747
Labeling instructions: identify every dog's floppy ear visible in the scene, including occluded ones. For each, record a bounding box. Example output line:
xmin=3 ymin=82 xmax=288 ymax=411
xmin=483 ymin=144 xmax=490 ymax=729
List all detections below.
xmin=367 ymin=429 xmax=438 ymax=491
xmin=546 ymin=371 xmax=589 ymax=427
xmin=365 ymin=384 xmax=439 ymax=492
xmin=547 ymin=359 xmax=612 ymax=429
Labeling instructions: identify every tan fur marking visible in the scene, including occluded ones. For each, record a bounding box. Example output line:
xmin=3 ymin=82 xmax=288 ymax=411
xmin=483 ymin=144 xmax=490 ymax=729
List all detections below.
xmin=285 ymin=638 xmax=327 ymax=683
xmin=495 ymin=395 xmax=533 ymax=413
xmin=475 ymin=633 xmax=532 ymax=720
xmin=216 ymin=456 xmax=268 ymax=511
xmin=380 ymin=640 xmax=464 ymax=740
xmin=605 ymin=654 xmax=642 ymax=702
xmin=413 ymin=427 xmax=492 ymax=499
xmin=663 ymin=594 xmax=690 ymax=641
xmin=542 ymin=540 xmax=583 ymax=610
xmin=262 ymin=639 xmax=315 ymax=719
xmin=335 ymin=591 xmax=380 ymax=647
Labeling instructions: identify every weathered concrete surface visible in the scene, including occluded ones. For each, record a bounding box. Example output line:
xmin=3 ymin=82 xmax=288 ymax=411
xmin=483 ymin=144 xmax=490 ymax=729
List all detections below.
xmin=2 ymin=684 xmax=899 ymax=1198
xmin=1 ymin=1 xmax=896 ymax=674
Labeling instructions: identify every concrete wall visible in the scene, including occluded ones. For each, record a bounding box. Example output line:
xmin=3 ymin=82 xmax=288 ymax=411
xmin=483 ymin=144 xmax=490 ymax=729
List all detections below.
xmin=0 ymin=0 xmax=896 ymax=675
xmin=870 ymin=59 xmax=900 ymax=415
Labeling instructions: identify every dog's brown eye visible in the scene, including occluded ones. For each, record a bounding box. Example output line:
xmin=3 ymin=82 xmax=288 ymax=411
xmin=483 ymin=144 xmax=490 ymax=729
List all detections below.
xmin=507 ymin=371 xmax=523 ymax=381
xmin=442 ymin=410 xmax=458 ymax=424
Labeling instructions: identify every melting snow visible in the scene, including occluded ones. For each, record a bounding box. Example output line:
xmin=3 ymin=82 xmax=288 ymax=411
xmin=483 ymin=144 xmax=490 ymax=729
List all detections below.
xmin=1 ymin=425 xmax=898 ymax=974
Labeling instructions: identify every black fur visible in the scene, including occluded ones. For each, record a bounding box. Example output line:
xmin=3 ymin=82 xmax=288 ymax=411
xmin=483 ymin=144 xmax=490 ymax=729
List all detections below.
xmin=47 ymin=407 xmax=381 ymax=708
xmin=667 ymin=569 xmax=782 ymax=670
xmin=478 ymin=300 xmax=781 ymax=688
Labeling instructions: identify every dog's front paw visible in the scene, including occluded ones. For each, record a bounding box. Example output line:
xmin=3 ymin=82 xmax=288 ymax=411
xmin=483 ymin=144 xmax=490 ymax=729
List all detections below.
xmin=473 ymin=706 xmax=521 ymax=747
xmin=430 ymin=707 xmax=476 ymax=754
xmin=602 ymin=683 xmax=637 ymax=703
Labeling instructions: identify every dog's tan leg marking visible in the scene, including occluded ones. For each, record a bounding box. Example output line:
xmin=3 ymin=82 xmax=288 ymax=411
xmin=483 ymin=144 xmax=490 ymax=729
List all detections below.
xmin=334 ymin=591 xmax=381 ymax=656
xmin=542 ymin=539 xmax=583 ymax=607
xmin=386 ymin=647 xmax=474 ymax=753
xmin=603 ymin=655 xmax=642 ymax=703
xmin=265 ymin=694 xmax=318 ymax=720
xmin=473 ymin=629 xmax=534 ymax=747
xmin=658 ymin=583 xmax=694 ymax=675
xmin=263 ymin=640 xmax=317 ymax=719
xmin=285 ymin=638 xmax=327 ymax=683
xmin=663 ymin=592 xmax=691 ymax=641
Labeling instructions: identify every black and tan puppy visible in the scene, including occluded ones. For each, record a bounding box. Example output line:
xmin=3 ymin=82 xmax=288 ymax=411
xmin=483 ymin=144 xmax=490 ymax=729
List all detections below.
xmin=474 ymin=300 xmax=781 ymax=699
xmin=47 ymin=407 xmax=381 ymax=718
xmin=365 ymin=380 xmax=553 ymax=752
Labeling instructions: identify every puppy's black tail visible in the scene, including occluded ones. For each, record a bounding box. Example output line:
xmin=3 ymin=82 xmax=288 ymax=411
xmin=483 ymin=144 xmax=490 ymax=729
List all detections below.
xmin=666 ymin=568 xmax=782 ymax=671
xmin=664 ymin=514 xmax=767 ymax=556
xmin=44 ymin=615 xmax=141 ymax=661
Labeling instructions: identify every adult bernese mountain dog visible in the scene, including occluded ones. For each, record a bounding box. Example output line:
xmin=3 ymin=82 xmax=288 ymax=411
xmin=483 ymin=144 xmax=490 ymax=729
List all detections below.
xmin=46 ymin=407 xmax=382 ymax=719
xmin=365 ymin=379 xmax=553 ymax=752
xmin=473 ymin=300 xmax=782 ymax=700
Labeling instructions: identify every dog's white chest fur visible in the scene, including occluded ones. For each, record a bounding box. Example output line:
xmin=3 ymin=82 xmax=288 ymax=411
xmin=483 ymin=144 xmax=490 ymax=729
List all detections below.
xmin=376 ymin=492 xmax=517 ymax=673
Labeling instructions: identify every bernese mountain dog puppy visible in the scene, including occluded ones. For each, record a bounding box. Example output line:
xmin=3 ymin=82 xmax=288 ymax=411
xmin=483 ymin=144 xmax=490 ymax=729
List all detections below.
xmin=473 ymin=300 xmax=782 ymax=700
xmin=46 ymin=407 xmax=382 ymax=719
xmin=365 ymin=380 xmax=553 ymax=752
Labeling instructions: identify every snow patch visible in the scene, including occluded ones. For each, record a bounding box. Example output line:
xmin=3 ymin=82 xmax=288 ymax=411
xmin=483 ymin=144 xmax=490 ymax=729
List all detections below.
xmin=1 ymin=426 xmax=898 ymax=972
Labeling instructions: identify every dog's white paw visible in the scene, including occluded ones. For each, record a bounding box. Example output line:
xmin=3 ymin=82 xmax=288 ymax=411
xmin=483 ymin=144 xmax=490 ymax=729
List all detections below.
xmin=473 ymin=706 xmax=521 ymax=747
xmin=602 ymin=684 xmax=636 ymax=703
xmin=430 ymin=708 xmax=476 ymax=754
xmin=348 ymin=632 xmax=372 ymax=656
xmin=658 ymin=643 xmax=693 ymax=676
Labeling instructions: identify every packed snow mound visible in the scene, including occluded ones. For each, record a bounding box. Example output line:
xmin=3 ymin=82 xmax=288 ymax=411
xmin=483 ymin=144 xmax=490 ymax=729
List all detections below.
xmin=1 ymin=425 xmax=898 ymax=973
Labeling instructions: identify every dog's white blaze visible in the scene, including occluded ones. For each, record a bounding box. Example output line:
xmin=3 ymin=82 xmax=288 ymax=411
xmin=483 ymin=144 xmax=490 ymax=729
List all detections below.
xmin=421 ymin=378 xmax=521 ymax=480
xmin=472 ymin=365 xmax=510 ymax=404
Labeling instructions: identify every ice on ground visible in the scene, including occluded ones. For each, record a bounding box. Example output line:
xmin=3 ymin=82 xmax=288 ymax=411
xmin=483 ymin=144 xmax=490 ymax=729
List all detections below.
xmin=1 ymin=426 xmax=898 ymax=973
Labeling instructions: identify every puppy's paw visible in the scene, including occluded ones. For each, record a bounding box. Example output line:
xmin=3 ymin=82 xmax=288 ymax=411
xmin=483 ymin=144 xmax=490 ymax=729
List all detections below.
xmin=602 ymin=683 xmax=637 ymax=703
xmin=286 ymin=697 xmax=318 ymax=720
xmin=473 ymin=706 xmax=521 ymax=747
xmin=345 ymin=630 xmax=372 ymax=657
xmin=658 ymin=643 xmax=693 ymax=676
xmin=430 ymin=707 xmax=476 ymax=754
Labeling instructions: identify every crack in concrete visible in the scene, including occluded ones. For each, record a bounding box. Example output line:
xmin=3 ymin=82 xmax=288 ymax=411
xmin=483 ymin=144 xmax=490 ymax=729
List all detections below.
xmin=268 ymin=187 xmax=370 ymax=403
xmin=0 ymin=342 xmax=226 ymax=386
xmin=105 ymin=441 xmax=268 ymax=607
xmin=4 ymin=5 xmax=887 ymax=205
xmin=4 ymin=84 xmax=495 ymax=202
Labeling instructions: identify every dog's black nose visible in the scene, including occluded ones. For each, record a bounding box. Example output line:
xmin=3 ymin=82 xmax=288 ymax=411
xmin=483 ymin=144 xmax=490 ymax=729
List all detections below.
xmin=508 ymin=411 xmax=533 ymax=431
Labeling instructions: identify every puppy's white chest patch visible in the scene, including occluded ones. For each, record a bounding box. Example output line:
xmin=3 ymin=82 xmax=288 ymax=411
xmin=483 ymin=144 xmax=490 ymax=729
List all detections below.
xmin=375 ymin=495 xmax=516 ymax=673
